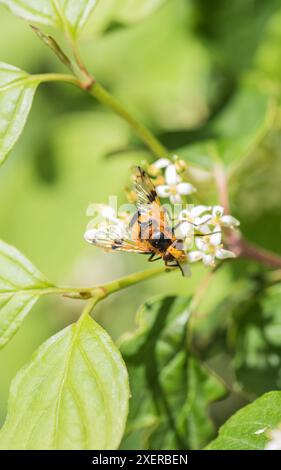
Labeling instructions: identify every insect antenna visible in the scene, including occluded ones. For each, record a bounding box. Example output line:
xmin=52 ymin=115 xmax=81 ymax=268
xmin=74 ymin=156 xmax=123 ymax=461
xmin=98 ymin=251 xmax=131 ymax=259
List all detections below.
xmin=172 ymin=220 xmax=222 ymax=238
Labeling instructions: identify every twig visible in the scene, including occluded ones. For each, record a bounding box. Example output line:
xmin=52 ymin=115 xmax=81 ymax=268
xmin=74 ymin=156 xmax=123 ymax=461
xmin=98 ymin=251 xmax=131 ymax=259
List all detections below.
xmin=213 ymin=161 xmax=230 ymax=214
xmin=213 ymin=162 xmax=281 ymax=270
xmin=239 ymin=237 xmax=281 ymax=269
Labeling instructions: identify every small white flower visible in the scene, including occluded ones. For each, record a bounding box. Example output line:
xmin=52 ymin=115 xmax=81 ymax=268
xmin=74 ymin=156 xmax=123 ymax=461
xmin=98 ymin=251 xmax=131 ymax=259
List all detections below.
xmin=187 ymin=251 xmax=203 ymax=263
xmin=178 ymin=205 xmax=212 ymax=236
xmin=153 ymin=158 xmax=171 ymax=169
xmin=174 ymin=220 xmax=194 ymax=238
xmin=211 ymin=205 xmax=240 ymax=229
xmin=195 ymin=225 xmax=236 ymax=266
xmin=265 ymin=427 xmax=281 ymax=450
xmin=184 ymin=236 xmax=195 ymax=251
xmin=166 ymin=164 xmax=180 ymax=184
xmin=156 ymin=164 xmax=196 ymax=204
xmin=148 ymin=157 xmax=171 ymax=177
xmin=172 ymin=220 xmax=194 ymax=252
xmin=84 ymin=204 xmax=130 ymax=244
xmin=172 ymin=154 xmax=187 ymax=173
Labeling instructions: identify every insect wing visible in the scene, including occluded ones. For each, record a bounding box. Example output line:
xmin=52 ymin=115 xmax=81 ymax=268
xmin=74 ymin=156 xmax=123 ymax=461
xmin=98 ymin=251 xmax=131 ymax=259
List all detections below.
xmin=85 ymin=224 xmax=150 ymax=253
xmin=131 ymin=166 xmax=172 ymax=238
xmin=132 ymin=166 xmax=161 ymax=207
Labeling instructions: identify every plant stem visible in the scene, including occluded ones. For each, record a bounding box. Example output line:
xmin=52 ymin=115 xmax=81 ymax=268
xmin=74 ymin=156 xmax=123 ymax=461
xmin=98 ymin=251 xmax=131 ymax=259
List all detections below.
xmin=212 ymin=154 xmax=281 ymax=271
xmin=213 ymin=160 xmax=230 ymax=214
xmin=34 ymin=73 xmax=80 ymax=86
xmin=31 ymin=19 xmax=167 ymax=156
xmin=78 ymin=295 xmax=101 ymax=322
xmin=100 ymin=265 xmax=170 ymax=297
xmin=70 ymin=40 xmax=95 ymax=87
xmin=239 ymin=237 xmax=281 ymax=269
xmin=87 ymin=82 xmax=168 ymax=158
xmin=3 ymin=266 xmax=173 ymax=302
xmin=29 ymin=72 xmax=281 ymax=274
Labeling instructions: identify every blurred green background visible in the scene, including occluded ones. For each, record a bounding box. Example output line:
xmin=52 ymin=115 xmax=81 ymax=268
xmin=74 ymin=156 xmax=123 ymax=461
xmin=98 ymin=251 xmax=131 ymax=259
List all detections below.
xmin=1 ymin=0 xmax=281 ymax=437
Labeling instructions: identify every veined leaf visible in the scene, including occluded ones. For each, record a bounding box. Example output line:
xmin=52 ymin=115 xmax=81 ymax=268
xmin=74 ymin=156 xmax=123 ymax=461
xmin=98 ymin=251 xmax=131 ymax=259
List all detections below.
xmin=0 ymin=313 xmax=129 ymax=450
xmin=0 ymin=239 xmax=51 ymax=348
xmin=120 ymin=296 xmax=227 ymax=450
xmin=177 ymin=85 xmax=274 ymax=171
xmin=0 ymin=62 xmax=41 ymax=164
xmin=0 ymin=0 xmax=99 ymax=38
xmin=207 ymin=391 xmax=281 ymax=450
xmin=212 ymin=86 xmax=273 ymax=167
xmin=233 ymin=284 xmax=281 ymax=395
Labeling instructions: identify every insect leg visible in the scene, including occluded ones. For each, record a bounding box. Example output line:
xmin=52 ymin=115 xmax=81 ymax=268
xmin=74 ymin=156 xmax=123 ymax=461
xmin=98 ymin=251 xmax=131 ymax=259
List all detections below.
xmin=165 ymin=259 xmax=184 ymax=276
xmin=148 ymin=253 xmax=162 ymax=262
xmin=176 ymin=260 xmax=184 ymax=276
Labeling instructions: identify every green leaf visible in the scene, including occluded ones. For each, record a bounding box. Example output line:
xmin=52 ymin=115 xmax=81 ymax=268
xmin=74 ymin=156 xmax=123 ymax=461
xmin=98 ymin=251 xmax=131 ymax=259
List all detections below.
xmin=0 ymin=313 xmax=129 ymax=450
xmin=0 ymin=62 xmax=41 ymax=164
xmin=177 ymin=85 xmax=274 ymax=171
xmin=120 ymin=296 xmax=227 ymax=450
xmin=87 ymin=1 xmax=212 ymax=131
xmin=0 ymin=239 xmax=51 ymax=348
xmin=212 ymin=85 xmax=273 ymax=167
xmin=207 ymin=391 xmax=281 ymax=450
xmin=194 ymin=0 xmax=279 ymax=75
xmin=233 ymin=284 xmax=281 ymax=395
xmin=230 ymin=127 xmax=281 ymax=221
xmin=1 ymin=0 xmax=99 ymax=38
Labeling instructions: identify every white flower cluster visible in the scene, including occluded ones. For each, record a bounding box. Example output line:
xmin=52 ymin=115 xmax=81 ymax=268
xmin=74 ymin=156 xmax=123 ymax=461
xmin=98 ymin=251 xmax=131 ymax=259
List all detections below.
xmin=84 ymin=155 xmax=240 ymax=270
xmin=85 ymin=203 xmax=130 ymax=241
xmin=150 ymin=157 xmax=196 ymax=204
xmin=146 ymin=156 xmax=240 ymax=267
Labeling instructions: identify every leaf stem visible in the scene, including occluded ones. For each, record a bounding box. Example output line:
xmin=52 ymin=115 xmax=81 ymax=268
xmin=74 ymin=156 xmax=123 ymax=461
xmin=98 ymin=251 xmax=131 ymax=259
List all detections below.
xmin=238 ymin=237 xmax=281 ymax=269
xmin=213 ymin=159 xmax=230 ymax=214
xmin=82 ymin=265 xmax=172 ymax=301
xmin=99 ymin=265 xmax=170 ymax=297
xmin=33 ymin=72 xmax=168 ymax=157
xmin=78 ymin=296 xmax=101 ymax=322
xmin=70 ymin=39 xmax=95 ymax=88
xmin=33 ymin=73 xmax=80 ymax=86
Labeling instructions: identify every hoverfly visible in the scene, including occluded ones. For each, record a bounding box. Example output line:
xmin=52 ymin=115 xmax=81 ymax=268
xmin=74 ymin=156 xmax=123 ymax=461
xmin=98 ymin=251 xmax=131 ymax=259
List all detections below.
xmin=85 ymin=166 xmax=189 ymax=275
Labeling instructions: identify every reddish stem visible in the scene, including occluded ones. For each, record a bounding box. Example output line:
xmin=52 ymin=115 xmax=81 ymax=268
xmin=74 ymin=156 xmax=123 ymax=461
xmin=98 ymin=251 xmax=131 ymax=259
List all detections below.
xmin=224 ymin=227 xmax=281 ymax=269
xmin=239 ymin=237 xmax=281 ymax=269
xmin=213 ymin=162 xmax=281 ymax=270
xmin=213 ymin=162 xmax=230 ymax=214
